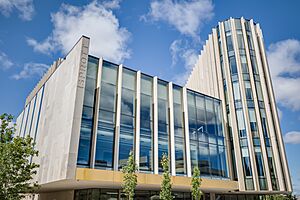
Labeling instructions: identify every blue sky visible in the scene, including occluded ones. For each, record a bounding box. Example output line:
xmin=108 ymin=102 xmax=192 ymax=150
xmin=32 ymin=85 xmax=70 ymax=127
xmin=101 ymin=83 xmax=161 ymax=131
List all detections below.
xmin=0 ymin=0 xmax=299 ymax=195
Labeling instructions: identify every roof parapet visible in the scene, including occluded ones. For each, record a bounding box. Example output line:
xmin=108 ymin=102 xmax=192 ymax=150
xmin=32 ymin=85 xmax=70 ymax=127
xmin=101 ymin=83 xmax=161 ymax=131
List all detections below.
xmin=25 ymin=58 xmax=64 ymax=105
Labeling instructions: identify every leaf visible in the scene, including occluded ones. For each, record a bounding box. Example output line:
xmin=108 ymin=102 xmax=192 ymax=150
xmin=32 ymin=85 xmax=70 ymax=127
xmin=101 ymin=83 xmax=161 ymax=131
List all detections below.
xmin=0 ymin=113 xmax=39 ymax=200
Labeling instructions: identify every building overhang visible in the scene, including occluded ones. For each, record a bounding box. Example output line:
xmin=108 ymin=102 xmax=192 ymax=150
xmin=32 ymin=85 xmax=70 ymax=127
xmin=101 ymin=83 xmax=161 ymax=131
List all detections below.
xmin=37 ymin=168 xmax=239 ymax=193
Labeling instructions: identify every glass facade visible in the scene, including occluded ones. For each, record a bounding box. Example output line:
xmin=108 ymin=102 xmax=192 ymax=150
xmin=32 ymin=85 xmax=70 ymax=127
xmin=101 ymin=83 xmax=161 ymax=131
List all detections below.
xmin=77 ymin=56 xmax=98 ymax=166
xmin=76 ymin=57 xmax=228 ymax=180
xmin=157 ymin=80 xmax=170 ymax=172
xmin=173 ymin=85 xmax=186 ymax=175
xmin=139 ymin=74 xmax=153 ymax=172
xmin=119 ymin=68 xmax=136 ymax=169
xmin=95 ymin=60 xmax=118 ymax=169
xmin=187 ymin=90 xmax=228 ymax=178
xmin=75 ymin=189 xmax=278 ymax=200
xmin=75 ymin=189 xmax=192 ymax=200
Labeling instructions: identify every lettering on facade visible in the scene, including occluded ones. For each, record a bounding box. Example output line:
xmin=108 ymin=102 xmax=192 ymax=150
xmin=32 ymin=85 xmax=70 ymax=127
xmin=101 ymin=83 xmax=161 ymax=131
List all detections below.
xmin=78 ymin=40 xmax=89 ymax=88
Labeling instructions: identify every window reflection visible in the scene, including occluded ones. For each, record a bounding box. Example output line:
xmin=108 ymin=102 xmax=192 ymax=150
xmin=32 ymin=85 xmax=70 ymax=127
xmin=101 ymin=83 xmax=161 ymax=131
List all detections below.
xmin=95 ymin=61 xmax=118 ymax=169
xmin=158 ymin=80 xmax=170 ymax=172
xmin=77 ymin=56 xmax=98 ymax=166
xmin=140 ymin=74 xmax=153 ymax=172
xmin=187 ymin=90 xmax=228 ymax=178
xmin=119 ymin=68 xmax=136 ymax=169
xmin=173 ymin=85 xmax=186 ymax=175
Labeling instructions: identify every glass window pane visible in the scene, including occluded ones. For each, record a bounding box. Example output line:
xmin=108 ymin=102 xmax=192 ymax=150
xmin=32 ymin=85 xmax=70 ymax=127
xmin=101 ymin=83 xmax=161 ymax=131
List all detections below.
xmin=140 ymin=74 xmax=153 ymax=172
xmin=121 ymin=88 xmax=135 ymax=116
xmin=101 ymin=61 xmax=118 ymax=84
xmin=77 ymin=57 xmax=99 ymax=166
xmin=99 ymin=83 xmax=116 ymax=112
xmin=229 ymin=56 xmax=238 ymax=74
xmin=122 ymin=68 xmax=136 ymax=90
xmin=236 ymin=109 xmax=246 ymax=137
xmin=93 ymin=60 xmax=118 ymax=169
xmin=95 ymin=126 xmax=114 ymax=168
xmin=233 ymin=81 xmax=241 ymax=101
xmin=119 ymin=68 xmax=136 ymax=169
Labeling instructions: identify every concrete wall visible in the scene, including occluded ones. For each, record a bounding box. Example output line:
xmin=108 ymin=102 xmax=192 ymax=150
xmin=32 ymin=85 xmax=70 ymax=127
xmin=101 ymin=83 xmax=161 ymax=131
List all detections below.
xmin=16 ymin=36 xmax=90 ymax=186
xmin=34 ymin=36 xmax=90 ymax=184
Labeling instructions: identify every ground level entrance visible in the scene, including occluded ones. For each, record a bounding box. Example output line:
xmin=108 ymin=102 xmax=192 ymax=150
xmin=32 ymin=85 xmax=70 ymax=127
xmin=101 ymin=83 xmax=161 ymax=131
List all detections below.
xmin=74 ymin=189 xmax=272 ymax=200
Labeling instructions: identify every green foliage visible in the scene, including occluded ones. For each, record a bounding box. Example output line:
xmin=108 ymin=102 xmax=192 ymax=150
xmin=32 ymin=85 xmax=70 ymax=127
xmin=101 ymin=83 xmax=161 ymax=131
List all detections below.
xmin=267 ymin=193 xmax=297 ymax=200
xmin=160 ymin=153 xmax=173 ymax=200
xmin=0 ymin=113 xmax=39 ymax=200
xmin=122 ymin=150 xmax=137 ymax=200
xmin=191 ymin=167 xmax=202 ymax=200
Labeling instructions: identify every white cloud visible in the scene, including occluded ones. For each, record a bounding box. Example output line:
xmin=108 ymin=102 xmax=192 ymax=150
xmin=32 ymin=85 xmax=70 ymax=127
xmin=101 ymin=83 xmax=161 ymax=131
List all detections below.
xmin=27 ymin=1 xmax=131 ymax=63
xmin=0 ymin=51 xmax=13 ymax=70
xmin=170 ymin=39 xmax=198 ymax=85
xmin=284 ymin=131 xmax=300 ymax=144
xmin=144 ymin=0 xmax=214 ymax=38
xmin=12 ymin=62 xmax=49 ymax=80
xmin=0 ymin=0 xmax=34 ymax=21
xmin=267 ymin=39 xmax=300 ymax=111
xmin=27 ymin=37 xmax=55 ymax=55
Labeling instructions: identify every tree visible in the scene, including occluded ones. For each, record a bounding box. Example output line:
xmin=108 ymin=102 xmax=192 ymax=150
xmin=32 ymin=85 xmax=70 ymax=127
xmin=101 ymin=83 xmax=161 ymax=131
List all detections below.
xmin=191 ymin=166 xmax=202 ymax=200
xmin=267 ymin=193 xmax=297 ymax=200
xmin=122 ymin=150 xmax=138 ymax=200
xmin=0 ymin=113 xmax=39 ymax=200
xmin=160 ymin=153 xmax=173 ymax=200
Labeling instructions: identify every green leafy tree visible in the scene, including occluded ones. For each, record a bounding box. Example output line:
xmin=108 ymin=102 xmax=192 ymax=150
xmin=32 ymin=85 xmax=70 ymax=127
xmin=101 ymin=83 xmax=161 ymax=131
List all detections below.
xmin=122 ymin=150 xmax=138 ymax=200
xmin=160 ymin=153 xmax=173 ymax=200
xmin=191 ymin=166 xmax=202 ymax=200
xmin=267 ymin=193 xmax=297 ymax=200
xmin=0 ymin=113 xmax=39 ymax=200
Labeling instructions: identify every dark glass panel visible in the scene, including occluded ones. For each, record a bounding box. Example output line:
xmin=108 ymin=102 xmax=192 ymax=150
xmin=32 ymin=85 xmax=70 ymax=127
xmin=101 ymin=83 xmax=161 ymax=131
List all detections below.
xmin=157 ymin=81 xmax=169 ymax=172
xmin=77 ymin=57 xmax=98 ymax=166
xmin=140 ymin=75 xmax=153 ymax=172
xmin=95 ymin=126 xmax=114 ymax=168
xmin=229 ymin=56 xmax=238 ymax=74
xmin=94 ymin=60 xmax=118 ymax=169
xmin=77 ymin=117 xmax=93 ymax=165
xmin=237 ymin=30 xmax=244 ymax=49
xmin=199 ymin=142 xmax=210 ymax=176
xmin=173 ymin=86 xmax=185 ymax=175
xmin=119 ymin=68 xmax=136 ymax=169
xmin=118 ymin=128 xmax=134 ymax=169
xmin=255 ymin=147 xmax=265 ymax=177
xmin=99 ymin=82 xmax=116 ymax=112
xmin=251 ymin=56 xmax=259 ymax=74
xmin=121 ymin=88 xmax=135 ymax=116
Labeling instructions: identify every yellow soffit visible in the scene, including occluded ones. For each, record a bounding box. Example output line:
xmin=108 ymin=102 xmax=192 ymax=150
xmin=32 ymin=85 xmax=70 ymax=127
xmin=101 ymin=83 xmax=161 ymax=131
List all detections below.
xmin=76 ymin=168 xmax=238 ymax=191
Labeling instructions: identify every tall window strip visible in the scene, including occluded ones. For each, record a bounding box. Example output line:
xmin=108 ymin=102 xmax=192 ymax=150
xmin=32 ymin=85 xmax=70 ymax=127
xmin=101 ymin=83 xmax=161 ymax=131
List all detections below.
xmin=118 ymin=68 xmax=136 ymax=169
xmin=244 ymin=22 xmax=279 ymax=190
xmin=235 ymin=19 xmax=268 ymax=190
xmin=95 ymin=61 xmax=118 ymax=169
xmin=77 ymin=56 xmax=98 ymax=166
xmin=22 ymin=102 xmax=31 ymax=137
xmin=157 ymin=80 xmax=170 ymax=172
xmin=173 ymin=85 xmax=186 ymax=175
xmin=28 ymin=95 xmax=37 ymax=137
xmin=225 ymin=19 xmax=254 ymax=190
xmin=217 ymin=24 xmax=237 ymax=180
xmin=33 ymin=86 xmax=45 ymax=143
xmin=139 ymin=74 xmax=153 ymax=172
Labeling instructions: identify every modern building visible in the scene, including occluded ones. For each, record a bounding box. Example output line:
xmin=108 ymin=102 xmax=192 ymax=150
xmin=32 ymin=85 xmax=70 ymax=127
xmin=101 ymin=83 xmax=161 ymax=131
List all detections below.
xmin=16 ymin=17 xmax=292 ymax=200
